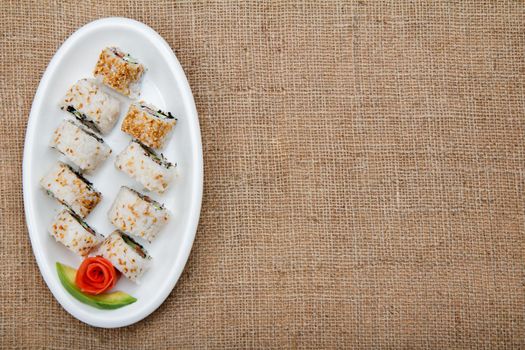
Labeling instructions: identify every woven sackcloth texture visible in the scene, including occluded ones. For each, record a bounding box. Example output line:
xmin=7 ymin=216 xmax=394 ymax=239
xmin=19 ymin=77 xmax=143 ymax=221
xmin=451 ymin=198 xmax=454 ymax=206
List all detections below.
xmin=0 ymin=0 xmax=524 ymax=348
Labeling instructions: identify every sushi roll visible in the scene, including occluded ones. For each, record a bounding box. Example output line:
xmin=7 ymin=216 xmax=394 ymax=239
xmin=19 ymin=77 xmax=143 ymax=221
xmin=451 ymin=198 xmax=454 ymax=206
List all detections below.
xmin=48 ymin=209 xmax=101 ymax=257
xmin=60 ymin=79 xmax=120 ymax=134
xmin=93 ymin=47 xmax=145 ymax=98
xmin=93 ymin=231 xmax=150 ymax=282
xmin=50 ymin=119 xmax=112 ymax=172
xmin=121 ymin=102 xmax=177 ymax=149
xmin=108 ymin=186 xmax=169 ymax=242
xmin=40 ymin=162 xmax=102 ymax=218
xmin=115 ymin=141 xmax=175 ymax=194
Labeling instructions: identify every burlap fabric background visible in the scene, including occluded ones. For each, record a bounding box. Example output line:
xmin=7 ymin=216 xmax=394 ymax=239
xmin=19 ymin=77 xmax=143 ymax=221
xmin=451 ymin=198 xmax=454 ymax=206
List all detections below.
xmin=0 ymin=1 xmax=523 ymax=348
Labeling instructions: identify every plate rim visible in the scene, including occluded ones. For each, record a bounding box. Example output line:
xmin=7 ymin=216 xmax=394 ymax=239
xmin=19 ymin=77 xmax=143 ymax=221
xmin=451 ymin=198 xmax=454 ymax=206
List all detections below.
xmin=22 ymin=17 xmax=203 ymax=328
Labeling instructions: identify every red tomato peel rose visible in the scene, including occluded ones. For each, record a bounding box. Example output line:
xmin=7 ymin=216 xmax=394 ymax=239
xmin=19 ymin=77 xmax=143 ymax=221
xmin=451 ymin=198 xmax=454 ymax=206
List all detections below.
xmin=75 ymin=256 xmax=119 ymax=295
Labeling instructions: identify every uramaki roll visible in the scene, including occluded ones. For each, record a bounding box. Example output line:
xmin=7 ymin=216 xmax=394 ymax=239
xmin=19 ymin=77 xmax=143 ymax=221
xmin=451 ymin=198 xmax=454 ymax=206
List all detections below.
xmin=108 ymin=186 xmax=169 ymax=242
xmin=48 ymin=209 xmax=101 ymax=257
xmin=93 ymin=47 xmax=145 ymax=98
xmin=60 ymin=78 xmax=120 ymax=134
xmin=40 ymin=162 xmax=102 ymax=218
xmin=93 ymin=231 xmax=151 ymax=282
xmin=115 ymin=141 xmax=175 ymax=194
xmin=121 ymin=102 xmax=176 ymax=149
xmin=50 ymin=119 xmax=112 ymax=172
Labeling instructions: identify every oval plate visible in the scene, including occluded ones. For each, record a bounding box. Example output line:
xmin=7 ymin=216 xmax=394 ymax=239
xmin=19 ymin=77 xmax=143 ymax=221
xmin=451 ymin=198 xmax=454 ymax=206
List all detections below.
xmin=23 ymin=18 xmax=203 ymax=328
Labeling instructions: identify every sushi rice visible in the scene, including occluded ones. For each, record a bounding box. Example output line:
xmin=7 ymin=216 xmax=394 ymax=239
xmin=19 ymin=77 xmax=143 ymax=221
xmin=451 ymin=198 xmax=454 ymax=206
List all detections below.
xmin=50 ymin=119 xmax=112 ymax=172
xmin=60 ymin=78 xmax=120 ymax=134
xmin=93 ymin=231 xmax=151 ymax=282
xmin=121 ymin=102 xmax=177 ymax=149
xmin=108 ymin=186 xmax=169 ymax=242
xmin=93 ymin=47 xmax=145 ymax=98
xmin=48 ymin=209 xmax=101 ymax=257
xmin=115 ymin=141 xmax=175 ymax=194
xmin=40 ymin=162 xmax=102 ymax=218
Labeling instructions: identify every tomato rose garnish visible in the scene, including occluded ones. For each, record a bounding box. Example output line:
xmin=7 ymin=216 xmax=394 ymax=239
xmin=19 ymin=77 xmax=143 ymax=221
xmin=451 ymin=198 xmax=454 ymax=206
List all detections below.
xmin=75 ymin=256 xmax=119 ymax=295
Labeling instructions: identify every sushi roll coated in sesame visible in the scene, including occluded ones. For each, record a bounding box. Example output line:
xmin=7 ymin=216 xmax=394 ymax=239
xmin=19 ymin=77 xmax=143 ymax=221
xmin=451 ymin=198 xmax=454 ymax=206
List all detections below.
xmin=121 ymin=102 xmax=177 ymax=149
xmin=92 ymin=231 xmax=151 ymax=282
xmin=108 ymin=186 xmax=169 ymax=243
xmin=60 ymin=79 xmax=120 ymax=134
xmin=40 ymin=162 xmax=102 ymax=218
xmin=115 ymin=141 xmax=175 ymax=194
xmin=93 ymin=47 xmax=145 ymax=98
xmin=50 ymin=119 xmax=112 ymax=172
xmin=48 ymin=209 xmax=101 ymax=257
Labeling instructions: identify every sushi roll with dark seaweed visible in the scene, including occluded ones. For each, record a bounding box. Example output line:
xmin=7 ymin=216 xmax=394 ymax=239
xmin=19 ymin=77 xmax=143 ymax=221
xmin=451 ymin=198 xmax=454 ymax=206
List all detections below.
xmin=93 ymin=47 xmax=145 ymax=98
xmin=92 ymin=231 xmax=151 ymax=282
xmin=108 ymin=186 xmax=169 ymax=242
xmin=48 ymin=209 xmax=101 ymax=257
xmin=60 ymin=79 xmax=120 ymax=134
xmin=121 ymin=102 xmax=176 ymax=149
xmin=115 ymin=141 xmax=175 ymax=194
xmin=40 ymin=162 xmax=101 ymax=218
xmin=50 ymin=119 xmax=112 ymax=172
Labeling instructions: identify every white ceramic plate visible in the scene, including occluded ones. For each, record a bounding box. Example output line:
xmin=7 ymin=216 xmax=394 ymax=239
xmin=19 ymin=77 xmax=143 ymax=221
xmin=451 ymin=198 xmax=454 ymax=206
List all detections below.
xmin=23 ymin=18 xmax=203 ymax=328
